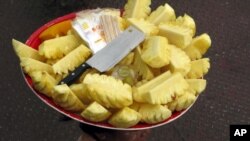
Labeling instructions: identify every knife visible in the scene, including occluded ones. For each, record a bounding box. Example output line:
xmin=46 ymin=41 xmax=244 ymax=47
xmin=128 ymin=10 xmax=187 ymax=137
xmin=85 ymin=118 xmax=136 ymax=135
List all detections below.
xmin=59 ymin=26 xmax=145 ymax=85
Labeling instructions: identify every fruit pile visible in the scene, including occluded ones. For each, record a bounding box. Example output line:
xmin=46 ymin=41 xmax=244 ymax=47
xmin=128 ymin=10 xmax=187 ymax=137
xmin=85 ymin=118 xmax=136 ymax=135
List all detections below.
xmin=12 ymin=0 xmax=211 ymax=128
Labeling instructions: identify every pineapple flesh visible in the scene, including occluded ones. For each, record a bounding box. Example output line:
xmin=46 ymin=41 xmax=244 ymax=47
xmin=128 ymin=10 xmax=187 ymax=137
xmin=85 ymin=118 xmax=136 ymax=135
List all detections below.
xmin=124 ymin=0 xmax=151 ymax=19
xmin=186 ymin=58 xmax=210 ymax=79
xmin=186 ymin=79 xmax=207 ymax=95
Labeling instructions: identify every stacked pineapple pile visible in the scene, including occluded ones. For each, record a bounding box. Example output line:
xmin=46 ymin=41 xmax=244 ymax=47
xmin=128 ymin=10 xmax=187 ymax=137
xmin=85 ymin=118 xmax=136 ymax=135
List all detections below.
xmin=12 ymin=0 xmax=211 ymax=128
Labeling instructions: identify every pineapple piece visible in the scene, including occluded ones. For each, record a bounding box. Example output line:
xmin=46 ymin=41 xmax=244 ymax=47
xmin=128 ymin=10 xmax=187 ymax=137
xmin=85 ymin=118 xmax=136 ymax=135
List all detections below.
xmin=123 ymin=0 xmax=151 ymax=19
xmin=186 ymin=79 xmax=207 ymax=95
xmin=133 ymin=47 xmax=154 ymax=80
xmin=78 ymin=69 xmax=98 ymax=83
xmin=127 ymin=18 xmax=159 ymax=36
xmin=168 ymin=91 xmax=196 ymax=111
xmin=12 ymin=39 xmax=45 ymax=61
xmin=108 ymin=107 xmax=141 ymax=128
xmin=69 ymin=83 xmax=92 ymax=104
xmin=53 ymin=84 xmax=86 ymax=112
xmin=39 ymin=20 xmax=72 ymax=40
xmin=81 ymin=101 xmax=111 ymax=122
xmin=175 ymin=14 xmax=196 ymax=37
xmin=146 ymin=73 xmax=189 ymax=104
xmin=169 ymin=45 xmax=191 ymax=76
xmin=147 ymin=3 xmax=176 ymax=25
xmin=20 ymin=57 xmax=53 ymax=75
xmin=118 ymin=52 xmax=134 ymax=65
xmin=46 ymin=58 xmax=60 ymax=65
xmin=39 ymin=35 xmax=81 ymax=59
xmin=83 ymin=74 xmax=133 ymax=108
xmin=30 ymin=71 xmax=57 ymax=97
xmin=186 ymin=58 xmax=210 ymax=79
xmin=141 ymin=36 xmax=170 ymax=68
xmin=159 ymin=23 xmax=192 ymax=49
xmin=53 ymin=44 xmax=91 ymax=74
xmin=133 ymin=71 xmax=172 ymax=103
xmin=184 ymin=33 xmax=212 ymax=60
xmin=138 ymin=104 xmax=172 ymax=124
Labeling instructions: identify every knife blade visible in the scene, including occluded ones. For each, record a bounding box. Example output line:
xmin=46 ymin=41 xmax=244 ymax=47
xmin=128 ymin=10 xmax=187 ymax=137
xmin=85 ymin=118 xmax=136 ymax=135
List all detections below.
xmin=59 ymin=26 xmax=145 ymax=85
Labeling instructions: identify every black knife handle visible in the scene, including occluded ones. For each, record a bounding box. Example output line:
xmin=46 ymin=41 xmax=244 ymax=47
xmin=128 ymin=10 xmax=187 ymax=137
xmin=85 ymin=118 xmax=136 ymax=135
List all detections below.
xmin=58 ymin=63 xmax=91 ymax=85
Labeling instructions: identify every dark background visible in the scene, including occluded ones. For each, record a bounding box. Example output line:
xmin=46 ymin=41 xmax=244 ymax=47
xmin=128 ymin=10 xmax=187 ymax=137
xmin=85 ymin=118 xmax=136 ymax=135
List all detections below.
xmin=0 ymin=0 xmax=250 ymax=140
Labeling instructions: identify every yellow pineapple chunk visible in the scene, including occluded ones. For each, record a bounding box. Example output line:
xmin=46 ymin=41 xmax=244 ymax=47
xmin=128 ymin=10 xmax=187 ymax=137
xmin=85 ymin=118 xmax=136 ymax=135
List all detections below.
xmin=138 ymin=104 xmax=172 ymax=124
xmin=53 ymin=84 xmax=86 ymax=112
xmin=146 ymin=73 xmax=189 ymax=104
xmin=20 ymin=57 xmax=54 ymax=75
xmin=133 ymin=71 xmax=172 ymax=103
xmin=186 ymin=58 xmax=210 ymax=79
xmin=133 ymin=47 xmax=154 ymax=80
xmin=127 ymin=18 xmax=159 ymax=36
xmin=69 ymin=83 xmax=92 ymax=104
xmin=81 ymin=101 xmax=111 ymax=122
xmin=141 ymin=36 xmax=170 ymax=68
xmin=83 ymin=74 xmax=133 ymax=108
xmin=118 ymin=52 xmax=135 ymax=65
xmin=30 ymin=71 xmax=57 ymax=97
xmin=124 ymin=0 xmax=151 ymax=19
xmin=147 ymin=3 xmax=176 ymax=25
xmin=108 ymin=107 xmax=141 ymax=128
xmin=168 ymin=91 xmax=196 ymax=111
xmin=169 ymin=45 xmax=191 ymax=76
xmin=184 ymin=33 xmax=212 ymax=60
xmin=39 ymin=35 xmax=81 ymax=59
xmin=159 ymin=23 xmax=192 ymax=49
xmin=175 ymin=14 xmax=196 ymax=36
xmin=53 ymin=44 xmax=91 ymax=74
xmin=186 ymin=79 xmax=207 ymax=95
xmin=12 ymin=39 xmax=45 ymax=61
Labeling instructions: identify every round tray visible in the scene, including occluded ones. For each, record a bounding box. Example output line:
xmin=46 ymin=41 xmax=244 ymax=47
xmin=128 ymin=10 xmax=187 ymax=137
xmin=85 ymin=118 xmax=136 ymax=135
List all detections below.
xmin=24 ymin=11 xmax=195 ymax=130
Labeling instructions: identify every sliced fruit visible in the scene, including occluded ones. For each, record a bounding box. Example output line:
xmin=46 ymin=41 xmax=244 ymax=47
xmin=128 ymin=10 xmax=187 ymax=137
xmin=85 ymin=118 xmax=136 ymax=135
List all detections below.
xmin=159 ymin=23 xmax=192 ymax=49
xmin=30 ymin=71 xmax=57 ymax=97
xmin=69 ymin=83 xmax=92 ymax=104
xmin=39 ymin=20 xmax=72 ymax=40
xmin=147 ymin=3 xmax=176 ymax=25
xmin=20 ymin=57 xmax=53 ymax=75
xmin=118 ymin=52 xmax=135 ymax=65
xmin=186 ymin=58 xmax=210 ymax=79
xmin=81 ymin=101 xmax=111 ymax=122
xmin=138 ymin=104 xmax=172 ymax=124
xmin=168 ymin=91 xmax=196 ymax=111
xmin=53 ymin=84 xmax=86 ymax=112
xmin=39 ymin=35 xmax=81 ymax=59
xmin=175 ymin=14 xmax=196 ymax=37
xmin=169 ymin=45 xmax=191 ymax=76
xmin=108 ymin=107 xmax=141 ymax=128
xmin=184 ymin=33 xmax=212 ymax=60
xmin=12 ymin=39 xmax=45 ymax=61
xmin=123 ymin=0 xmax=151 ymax=19
xmin=127 ymin=18 xmax=159 ymax=36
xmin=52 ymin=44 xmax=91 ymax=74
xmin=186 ymin=79 xmax=207 ymax=95
xmin=141 ymin=36 xmax=170 ymax=68
xmin=83 ymin=73 xmax=133 ymax=108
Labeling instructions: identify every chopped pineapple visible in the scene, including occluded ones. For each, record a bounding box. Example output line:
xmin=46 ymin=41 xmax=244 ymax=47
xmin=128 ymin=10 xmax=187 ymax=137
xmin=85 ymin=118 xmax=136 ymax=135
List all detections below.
xmin=53 ymin=84 xmax=86 ymax=112
xmin=12 ymin=39 xmax=45 ymax=61
xmin=138 ymin=104 xmax=172 ymax=124
xmin=127 ymin=18 xmax=159 ymax=36
xmin=20 ymin=57 xmax=54 ymax=75
xmin=133 ymin=47 xmax=154 ymax=80
xmin=175 ymin=14 xmax=196 ymax=37
xmin=118 ymin=52 xmax=135 ymax=65
xmin=30 ymin=71 xmax=57 ymax=97
xmin=159 ymin=23 xmax=192 ymax=49
xmin=39 ymin=35 xmax=81 ymax=59
xmin=69 ymin=83 xmax=92 ymax=104
xmin=186 ymin=79 xmax=207 ymax=95
xmin=108 ymin=107 xmax=141 ymax=128
xmin=83 ymin=74 xmax=133 ymax=108
xmin=184 ymin=33 xmax=211 ymax=60
xmin=147 ymin=3 xmax=176 ymax=25
xmin=124 ymin=0 xmax=151 ymax=19
xmin=168 ymin=91 xmax=196 ymax=111
xmin=169 ymin=45 xmax=191 ymax=76
xmin=141 ymin=36 xmax=170 ymax=68
xmin=53 ymin=44 xmax=91 ymax=74
xmin=81 ymin=101 xmax=111 ymax=122
xmin=186 ymin=58 xmax=210 ymax=79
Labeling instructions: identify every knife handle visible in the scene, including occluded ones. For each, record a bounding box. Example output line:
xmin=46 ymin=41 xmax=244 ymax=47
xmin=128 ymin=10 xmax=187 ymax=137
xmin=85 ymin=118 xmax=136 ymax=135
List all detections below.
xmin=58 ymin=63 xmax=91 ymax=85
